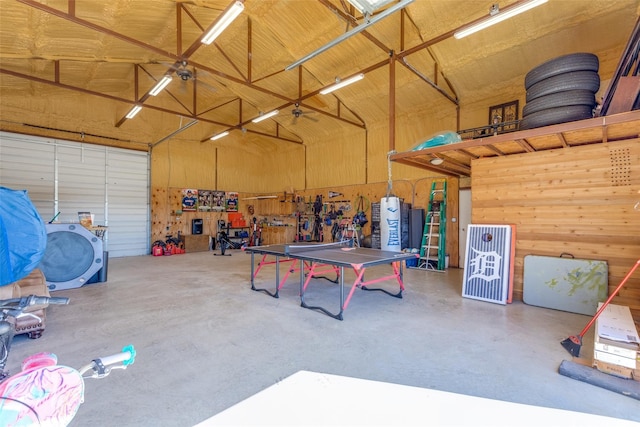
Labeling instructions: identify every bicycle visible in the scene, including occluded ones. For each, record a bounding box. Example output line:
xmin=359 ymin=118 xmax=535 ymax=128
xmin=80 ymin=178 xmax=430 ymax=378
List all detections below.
xmin=215 ymin=230 xmax=247 ymax=255
xmin=0 ymin=295 xmax=136 ymax=426
xmin=214 ymin=220 xmax=247 ymax=256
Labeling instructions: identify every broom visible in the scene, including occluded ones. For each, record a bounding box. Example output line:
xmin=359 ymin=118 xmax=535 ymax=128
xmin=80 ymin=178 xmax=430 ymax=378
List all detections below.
xmin=561 ymin=259 xmax=640 ymax=357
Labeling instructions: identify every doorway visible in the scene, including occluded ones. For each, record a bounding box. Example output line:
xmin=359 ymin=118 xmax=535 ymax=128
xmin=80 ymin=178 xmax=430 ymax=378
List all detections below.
xmin=458 ymin=188 xmax=472 ymax=267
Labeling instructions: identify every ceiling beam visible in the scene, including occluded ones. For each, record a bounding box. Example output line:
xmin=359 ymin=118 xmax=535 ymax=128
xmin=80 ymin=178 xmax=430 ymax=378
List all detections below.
xmin=1 ymin=66 xmax=307 ymax=146
xmin=318 ymin=0 xmax=391 ymax=54
xmin=16 ymin=0 xmax=178 ymax=60
xmin=400 ymin=57 xmax=458 ymax=105
xmin=389 ymin=51 xmax=396 ymax=152
xmin=287 ymin=0 xmax=413 ymax=70
xmin=1 ymin=68 xmax=228 ymax=128
xmin=13 ymin=0 xmax=533 ymax=146
xmin=392 ymin=157 xmax=470 ymax=177
xmin=16 ymin=0 xmax=368 ymax=139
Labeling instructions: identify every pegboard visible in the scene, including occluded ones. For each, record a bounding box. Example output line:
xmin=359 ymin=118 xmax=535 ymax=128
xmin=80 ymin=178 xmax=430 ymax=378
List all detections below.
xmin=609 ymin=147 xmax=631 ymax=186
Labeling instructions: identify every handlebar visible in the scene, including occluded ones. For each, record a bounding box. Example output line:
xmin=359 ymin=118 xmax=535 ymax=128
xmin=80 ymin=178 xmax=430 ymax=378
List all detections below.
xmin=0 ymin=295 xmax=70 ymax=319
xmin=97 ymin=346 xmax=136 ymax=367
xmin=32 ymin=296 xmax=69 ymax=306
xmin=0 ymin=295 xmax=69 ymax=307
xmin=80 ymin=345 xmax=136 ymax=378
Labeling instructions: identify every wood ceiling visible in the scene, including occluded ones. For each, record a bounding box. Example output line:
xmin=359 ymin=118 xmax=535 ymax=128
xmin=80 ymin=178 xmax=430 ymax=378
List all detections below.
xmin=0 ymin=0 xmax=638 ymax=150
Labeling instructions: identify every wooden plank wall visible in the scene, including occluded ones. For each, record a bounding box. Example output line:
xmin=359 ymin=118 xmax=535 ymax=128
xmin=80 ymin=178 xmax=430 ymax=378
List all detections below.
xmin=150 ymin=177 xmax=460 ymax=266
xmin=471 ymin=139 xmax=640 ymax=310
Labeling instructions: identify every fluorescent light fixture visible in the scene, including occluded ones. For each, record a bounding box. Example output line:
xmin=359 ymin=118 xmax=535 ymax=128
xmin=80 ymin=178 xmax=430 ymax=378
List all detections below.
xmin=210 ymin=131 xmax=230 ymax=141
xmin=125 ymin=105 xmax=142 ymax=119
xmin=201 ymin=1 xmax=244 ymax=45
xmin=320 ymin=74 xmax=364 ymax=95
xmin=454 ymin=0 xmax=548 ymax=39
xmin=251 ymin=110 xmax=279 ymax=123
xmin=347 ymin=0 xmax=395 ymax=15
xmin=149 ymin=75 xmax=173 ymax=96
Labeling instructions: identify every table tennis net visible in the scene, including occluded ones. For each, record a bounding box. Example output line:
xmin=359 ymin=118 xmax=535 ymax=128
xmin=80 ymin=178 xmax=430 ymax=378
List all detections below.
xmin=284 ymin=240 xmax=353 ymax=256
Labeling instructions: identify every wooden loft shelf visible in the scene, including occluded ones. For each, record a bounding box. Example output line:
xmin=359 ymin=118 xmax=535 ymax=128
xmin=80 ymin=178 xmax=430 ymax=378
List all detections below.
xmin=389 ymin=110 xmax=640 ymax=177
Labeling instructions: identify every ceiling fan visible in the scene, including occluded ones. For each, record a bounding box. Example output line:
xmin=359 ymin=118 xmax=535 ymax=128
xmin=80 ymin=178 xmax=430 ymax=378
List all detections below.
xmin=162 ymin=60 xmax=217 ymax=94
xmin=176 ymin=65 xmax=194 ymax=81
xmin=291 ymin=103 xmax=319 ymax=125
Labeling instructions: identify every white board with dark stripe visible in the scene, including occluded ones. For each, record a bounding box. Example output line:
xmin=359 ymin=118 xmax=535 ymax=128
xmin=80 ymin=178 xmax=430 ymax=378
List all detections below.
xmin=462 ymin=224 xmax=514 ymax=304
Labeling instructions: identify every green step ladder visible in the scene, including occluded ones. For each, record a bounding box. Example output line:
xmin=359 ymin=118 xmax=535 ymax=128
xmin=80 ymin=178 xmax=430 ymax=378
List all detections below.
xmin=419 ymin=179 xmax=447 ymax=271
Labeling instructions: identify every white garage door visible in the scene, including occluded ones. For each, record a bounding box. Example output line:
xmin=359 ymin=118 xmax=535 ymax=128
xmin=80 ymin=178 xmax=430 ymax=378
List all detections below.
xmin=0 ymin=131 xmax=149 ymax=257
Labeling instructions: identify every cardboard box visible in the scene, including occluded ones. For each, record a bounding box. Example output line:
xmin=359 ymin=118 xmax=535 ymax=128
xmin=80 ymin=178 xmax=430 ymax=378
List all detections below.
xmin=78 ymin=211 xmax=93 ymax=228
xmin=593 ymin=303 xmax=640 ymax=370
xmin=593 ymin=359 xmax=640 ymax=380
xmin=595 ymin=303 xmax=640 ymax=344
xmin=594 ymin=336 xmax=640 ymax=360
xmin=594 ymin=349 xmax=637 ymax=369
xmin=180 ymin=235 xmax=211 ymax=253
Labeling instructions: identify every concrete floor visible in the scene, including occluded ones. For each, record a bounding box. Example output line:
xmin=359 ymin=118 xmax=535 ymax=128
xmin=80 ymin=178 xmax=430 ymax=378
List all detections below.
xmin=6 ymin=251 xmax=639 ymax=426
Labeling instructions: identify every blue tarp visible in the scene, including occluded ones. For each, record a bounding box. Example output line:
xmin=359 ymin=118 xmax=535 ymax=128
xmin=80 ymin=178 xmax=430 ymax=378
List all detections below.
xmin=0 ymin=187 xmax=47 ymax=286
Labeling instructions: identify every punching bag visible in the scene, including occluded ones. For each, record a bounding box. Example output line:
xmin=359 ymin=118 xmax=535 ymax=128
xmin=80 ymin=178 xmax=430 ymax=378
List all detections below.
xmin=380 ymin=196 xmax=401 ymax=252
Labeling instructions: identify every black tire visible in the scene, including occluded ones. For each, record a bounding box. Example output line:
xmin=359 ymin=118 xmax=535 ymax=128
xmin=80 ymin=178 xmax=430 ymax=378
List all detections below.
xmin=526 ymin=71 xmax=600 ymax=103
xmin=520 ymin=105 xmax=594 ymax=130
xmin=525 ymin=53 xmax=599 ymax=90
xmin=523 ymin=90 xmax=596 ymax=117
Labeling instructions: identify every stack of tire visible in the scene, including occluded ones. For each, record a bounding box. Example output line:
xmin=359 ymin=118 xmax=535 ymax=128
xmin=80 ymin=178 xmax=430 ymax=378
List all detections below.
xmin=521 ymin=53 xmax=600 ymax=130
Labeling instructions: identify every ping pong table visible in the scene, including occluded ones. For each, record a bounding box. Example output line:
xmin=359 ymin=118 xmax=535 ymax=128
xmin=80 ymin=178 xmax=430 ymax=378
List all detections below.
xmin=245 ymin=241 xmax=418 ymax=320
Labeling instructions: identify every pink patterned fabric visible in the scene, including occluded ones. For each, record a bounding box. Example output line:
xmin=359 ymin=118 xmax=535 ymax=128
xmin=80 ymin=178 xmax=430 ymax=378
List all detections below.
xmin=21 ymin=352 xmax=57 ymax=371
xmin=0 ymin=365 xmax=84 ymax=426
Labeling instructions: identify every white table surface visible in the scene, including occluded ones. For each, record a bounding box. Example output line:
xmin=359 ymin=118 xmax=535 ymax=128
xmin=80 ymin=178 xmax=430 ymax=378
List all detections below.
xmin=194 ymin=370 xmax=638 ymax=426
